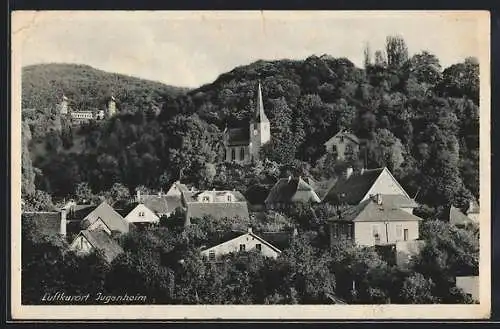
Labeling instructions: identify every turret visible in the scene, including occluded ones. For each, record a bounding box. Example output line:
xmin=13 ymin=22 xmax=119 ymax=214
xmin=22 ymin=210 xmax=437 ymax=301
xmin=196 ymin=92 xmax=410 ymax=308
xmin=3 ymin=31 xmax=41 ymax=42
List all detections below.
xmin=59 ymin=95 xmax=68 ymax=115
xmin=249 ymin=82 xmax=271 ymax=161
xmin=107 ymin=95 xmax=117 ymax=117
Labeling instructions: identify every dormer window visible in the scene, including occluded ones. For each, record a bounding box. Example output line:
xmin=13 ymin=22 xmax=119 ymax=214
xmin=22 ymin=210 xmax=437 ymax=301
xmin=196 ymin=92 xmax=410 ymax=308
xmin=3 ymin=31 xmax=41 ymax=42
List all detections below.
xmin=202 ymin=196 xmax=210 ymax=203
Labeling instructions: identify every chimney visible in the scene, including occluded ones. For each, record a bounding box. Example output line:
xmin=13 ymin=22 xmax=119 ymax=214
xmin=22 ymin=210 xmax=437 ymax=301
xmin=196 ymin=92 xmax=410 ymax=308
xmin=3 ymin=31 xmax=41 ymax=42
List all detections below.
xmin=60 ymin=208 xmax=67 ymax=237
xmin=345 ymin=167 xmax=353 ymax=179
xmin=375 ymin=194 xmax=382 ymax=205
xmin=288 ymin=175 xmax=292 ymax=182
xmin=248 ymin=227 xmax=253 ymax=234
xmin=136 ymin=190 xmax=141 ymax=202
xmin=361 ymin=167 xmax=365 ymax=175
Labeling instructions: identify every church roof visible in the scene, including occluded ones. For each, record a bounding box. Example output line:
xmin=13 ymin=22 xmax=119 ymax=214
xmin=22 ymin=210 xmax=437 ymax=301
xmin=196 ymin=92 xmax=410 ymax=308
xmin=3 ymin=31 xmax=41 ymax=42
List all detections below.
xmin=225 ymin=127 xmax=250 ymax=146
xmin=253 ymin=82 xmax=269 ymax=123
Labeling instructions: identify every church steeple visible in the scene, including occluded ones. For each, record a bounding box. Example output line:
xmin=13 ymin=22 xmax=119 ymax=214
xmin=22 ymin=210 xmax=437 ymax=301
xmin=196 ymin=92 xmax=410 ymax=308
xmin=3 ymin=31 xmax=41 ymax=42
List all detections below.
xmin=253 ymin=81 xmax=269 ymax=123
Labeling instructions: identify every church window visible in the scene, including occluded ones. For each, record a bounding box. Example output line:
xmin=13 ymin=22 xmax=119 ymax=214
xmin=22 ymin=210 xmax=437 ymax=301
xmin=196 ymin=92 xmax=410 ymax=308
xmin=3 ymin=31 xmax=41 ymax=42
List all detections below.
xmin=240 ymin=147 xmax=245 ymax=160
xmin=231 ymin=149 xmax=236 ymax=161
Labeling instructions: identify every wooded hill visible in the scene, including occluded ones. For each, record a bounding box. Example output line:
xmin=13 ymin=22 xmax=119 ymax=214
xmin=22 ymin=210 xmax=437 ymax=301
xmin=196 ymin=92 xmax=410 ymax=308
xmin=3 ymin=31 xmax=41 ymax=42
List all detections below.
xmin=22 ymin=36 xmax=479 ymax=216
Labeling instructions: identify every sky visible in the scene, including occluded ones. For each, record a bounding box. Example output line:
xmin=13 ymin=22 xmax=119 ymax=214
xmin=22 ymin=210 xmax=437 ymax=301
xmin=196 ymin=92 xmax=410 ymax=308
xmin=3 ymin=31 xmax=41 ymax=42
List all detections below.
xmin=13 ymin=11 xmax=484 ymax=88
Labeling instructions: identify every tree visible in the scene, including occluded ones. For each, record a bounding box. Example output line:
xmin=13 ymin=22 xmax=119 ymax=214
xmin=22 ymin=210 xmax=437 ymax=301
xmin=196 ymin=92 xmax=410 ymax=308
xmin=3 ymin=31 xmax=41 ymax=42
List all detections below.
xmin=385 ymin=35 xmax=409 ymax=68
xmin=24 ymin=190 xmax=54 ymax=212
xmin=22 ymin=122 xmax=36 ymax=196
xmin=367 ymin=128 xmax=405 ymax=171
xmin=75 ymin=182 xmax=93 ymax=203
xmin=399 ymin=273 xmax=437 ymax=304
xmin=406 ymin=51 xmax=442 ymax=85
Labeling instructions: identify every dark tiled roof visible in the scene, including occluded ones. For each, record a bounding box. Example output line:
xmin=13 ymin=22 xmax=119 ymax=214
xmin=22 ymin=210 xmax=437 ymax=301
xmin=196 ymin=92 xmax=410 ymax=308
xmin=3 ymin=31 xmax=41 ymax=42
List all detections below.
xmin=265 ymin=177 xmax=321 ymax=204
xmin=449 ymin=206 xmax=474 ymax=226
xmin=331 ymin=196 xmax=424 ymax=223
xmin=80 ymin=229 xmax=123 ymax=263
xmin=259 ymin=231 xmax=293 ymax=250
xmin=22 ymin=212 xmax=61 ymax=240
xmin=225 ymin=127 xmax=250 ymax=146
xmin=325 ymin=130 xmax=360 ymax=145
xmin=323 ymin=168 xmax=384 ymax=204
xmin=245 ymin=184 xmax=273 ymax=205
xmin=165 ymin=196 xmax=184 ymax=213
xmin=139 ymin=195 xmax=170 ymax=215
xmin=185 ymin=202 xmax=250 ymax=226
xmin=67 ymin=204 xmax=97 ymax=221
xmin=81 ymin=202 xmax=129 ymax=234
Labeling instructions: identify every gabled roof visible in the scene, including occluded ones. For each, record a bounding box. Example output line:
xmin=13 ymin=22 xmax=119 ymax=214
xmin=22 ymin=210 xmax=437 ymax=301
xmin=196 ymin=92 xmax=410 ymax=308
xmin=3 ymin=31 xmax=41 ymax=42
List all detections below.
xmin=265 ymin=176 xmax=321 ymax=204
xmin=448 ymin=205 xmax=474 ymax=226
xmin=323 ymin=168 xmax=384 ymax=204
xmin=79 ymin=229 xmax=123 ymax=263
xmin=138 ymin=194 xmax=171 ymax=215
xmin=202 ymin=231 xmax=281 ymax=254
xmin=67 ymin=204 xmax=97 ymax=221
xmin=80 ymin=201 xmax=129 ymax=233
xmin=325 ymin=130 xmax=360 ymax=145
xmin=225 ymin=127 xmax=250 ymax=146
xmin=330 ymin=196 xmax=424 ymax=223
xmin=185 ymin=202 xmax=250 ymax=226
xmin=22 ymin=212 xmax=61 ymax=241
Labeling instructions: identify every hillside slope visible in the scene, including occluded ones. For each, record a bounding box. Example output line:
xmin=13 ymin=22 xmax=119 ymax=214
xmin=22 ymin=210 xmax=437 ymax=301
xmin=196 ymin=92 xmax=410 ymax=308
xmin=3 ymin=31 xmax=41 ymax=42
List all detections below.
xmin=22 ymin=63 xmax=188 ymax=114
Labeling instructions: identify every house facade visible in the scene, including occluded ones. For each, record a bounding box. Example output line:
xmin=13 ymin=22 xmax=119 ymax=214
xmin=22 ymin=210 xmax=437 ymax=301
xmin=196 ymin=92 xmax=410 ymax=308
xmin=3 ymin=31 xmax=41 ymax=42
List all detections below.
xmin=324 ymin=130 xmax=360 ymax=161
xmin=223 ymin=82 xmax=271 ymax=164
xmin=59 ymin=94 xmax=117 ymax=124
xmin=122 ymin=203 xmax=160 ymax=224
xmin=328 ymin=194 xmax=423 ymax=247
xmin=323 ymin=167 xmax=418 ymax=214
xmin=69 ymin=229 xmax=123 ymax=263
xmin=182 ymin=189 xmax=250 ymax=226
xmin=200 ymin=228 xmax=281 ymax=261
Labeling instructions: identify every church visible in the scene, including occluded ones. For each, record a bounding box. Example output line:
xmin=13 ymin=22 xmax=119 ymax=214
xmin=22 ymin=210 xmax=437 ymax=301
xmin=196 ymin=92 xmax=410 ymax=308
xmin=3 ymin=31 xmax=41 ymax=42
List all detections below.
xmin=223 ymin=82 xmax=271 ymax=164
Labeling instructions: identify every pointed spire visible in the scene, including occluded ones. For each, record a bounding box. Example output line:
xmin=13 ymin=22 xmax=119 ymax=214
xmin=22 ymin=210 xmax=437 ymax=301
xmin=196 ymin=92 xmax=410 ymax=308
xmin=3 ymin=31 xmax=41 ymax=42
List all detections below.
xmin=254 ymin=81 xmax=269 ymax=123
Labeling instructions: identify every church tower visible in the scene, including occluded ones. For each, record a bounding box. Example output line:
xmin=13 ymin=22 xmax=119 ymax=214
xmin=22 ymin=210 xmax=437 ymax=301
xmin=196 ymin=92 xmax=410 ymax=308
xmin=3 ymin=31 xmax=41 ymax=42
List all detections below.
xmin=59 ymin=95 xmax=68 ymax=115
xmin=107 ymin=95 xmax=117 ymax=117
xmin=249 ymin=82 xmax=271 ymax=161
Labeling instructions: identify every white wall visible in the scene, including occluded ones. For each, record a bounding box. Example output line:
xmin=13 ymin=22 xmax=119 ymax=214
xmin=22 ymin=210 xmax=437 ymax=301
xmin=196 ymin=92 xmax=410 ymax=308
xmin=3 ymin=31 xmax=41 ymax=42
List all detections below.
xmin=362 ymin=169 xmax=409 ymax=202
xmin=201 ymin=233 xmax=280 ymax=259
xmin=125 ymin=204 xmax=160 ymax=223
xmin=70 ymin=235 xmax=94 ymax=254
xmin=354 ymin=220 xmax=420 ymax=247
xmin=87 ymin=219 xmax=112 ymax=235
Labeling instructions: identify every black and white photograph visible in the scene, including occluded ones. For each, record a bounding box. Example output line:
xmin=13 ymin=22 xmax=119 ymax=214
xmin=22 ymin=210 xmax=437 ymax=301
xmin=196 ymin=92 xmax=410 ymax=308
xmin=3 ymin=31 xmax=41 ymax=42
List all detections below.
xmin=11 ymin=10 xmax=490 ymax=319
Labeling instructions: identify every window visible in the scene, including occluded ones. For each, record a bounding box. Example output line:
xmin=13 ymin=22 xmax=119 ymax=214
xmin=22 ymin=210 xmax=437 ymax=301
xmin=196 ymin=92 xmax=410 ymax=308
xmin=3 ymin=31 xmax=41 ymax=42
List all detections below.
xmin=372 ymin=225 xmax=380 ymax=244
xmin=209 ymin=251 xmax=215 ymax=261
xmin=239 ymin=244 xmax=246 ymax=252
xmin=138 ymin=211 xmax=145 ymax=217
xmin=240 ymin=147 xmax=245 ymax=160
xmin=227 ymin=195 xmax=232 ymax=202
xmin=403 ymin=229 xmax=409 ymax=241
xmin=346 ymin=223 xmax=353 ymax=240
xmin=396 ymin=224 xmax=403 ymax=239
xmin=231 ymin=149 xmax=236 ymax=161
xmin=332 ymin=223 xmax=338 ymax=238
xmin=202 ymin=196 xmax=210 ymax=203
xmin=256 ymin=244 xmax=262 ymax=252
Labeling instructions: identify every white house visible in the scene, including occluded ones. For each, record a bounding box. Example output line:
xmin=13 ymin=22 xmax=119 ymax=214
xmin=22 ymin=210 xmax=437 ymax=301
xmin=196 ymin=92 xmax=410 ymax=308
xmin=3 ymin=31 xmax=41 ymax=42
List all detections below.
xmin=323 ymin=167 xmax=418 ymax=214
xmin=200 ymin=228 xmax=281 ymax=261
xmin=121 ymin=203 xmax=160 ymax=224
xmin=69 ymin=229 xmax=123 ymax=263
